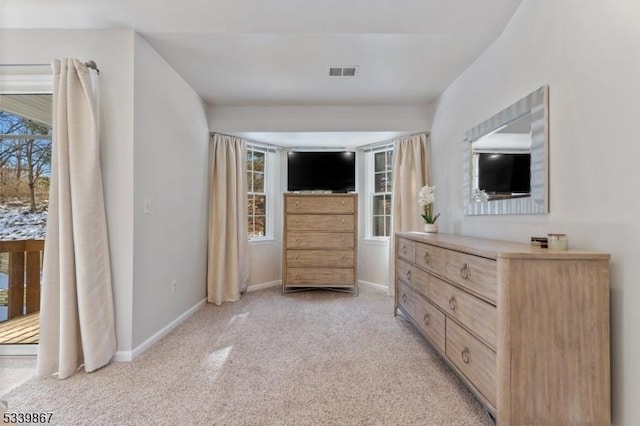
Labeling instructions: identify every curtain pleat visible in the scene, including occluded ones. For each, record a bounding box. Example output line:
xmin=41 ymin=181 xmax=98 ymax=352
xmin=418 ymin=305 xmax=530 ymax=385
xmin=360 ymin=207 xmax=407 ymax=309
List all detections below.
xmin=207 ymin=134 xmax=249 ymax=305
xmin=388 ymin=133 xmax=430 ymax=294
xmin=37 ymin=58 xmax=116 ymax=379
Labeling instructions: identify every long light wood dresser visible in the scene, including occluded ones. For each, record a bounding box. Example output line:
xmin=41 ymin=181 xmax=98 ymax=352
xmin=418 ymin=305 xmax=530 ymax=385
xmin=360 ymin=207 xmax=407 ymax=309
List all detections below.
xmin=283 ymin=193 xmax=358 ymax=294
xmin=394 ymin=232 xmax=610 ymax=425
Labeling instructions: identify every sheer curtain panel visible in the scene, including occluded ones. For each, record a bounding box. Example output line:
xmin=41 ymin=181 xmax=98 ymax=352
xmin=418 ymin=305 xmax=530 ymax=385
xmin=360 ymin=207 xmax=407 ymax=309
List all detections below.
xmin=389 ymin=133 xmax=431 ymax=294
xmin=207 ymin=134 xmax=249 ymax=305
xmin=37 ymin=58 xmax=116 ymax=379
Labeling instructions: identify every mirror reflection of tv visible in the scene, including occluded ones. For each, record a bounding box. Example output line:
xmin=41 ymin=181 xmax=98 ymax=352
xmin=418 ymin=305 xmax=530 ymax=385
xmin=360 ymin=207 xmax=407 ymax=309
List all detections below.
xmin=478 ymin=153 xmax=531 ymax=194
xmin=287 ymin=151 xmax=356 ymax=192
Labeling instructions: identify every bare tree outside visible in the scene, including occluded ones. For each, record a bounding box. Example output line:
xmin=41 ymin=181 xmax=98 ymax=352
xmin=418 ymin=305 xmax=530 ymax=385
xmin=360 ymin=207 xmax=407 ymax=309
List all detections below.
xmin=0 ymin=110 xmax=52 ymax=212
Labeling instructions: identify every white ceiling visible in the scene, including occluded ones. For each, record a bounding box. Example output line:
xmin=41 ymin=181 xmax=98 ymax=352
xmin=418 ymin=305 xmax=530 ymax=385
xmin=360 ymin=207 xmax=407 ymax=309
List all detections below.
xmin=0 ymin=0 xmax=524 ymax=146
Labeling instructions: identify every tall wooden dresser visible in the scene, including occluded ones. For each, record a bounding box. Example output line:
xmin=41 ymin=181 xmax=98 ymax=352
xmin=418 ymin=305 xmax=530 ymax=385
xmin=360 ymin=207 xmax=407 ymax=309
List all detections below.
xmin=283 ymin=193 xmax=358 ymax=294
xmin=394 ymin=232 xmax=610 ymax=425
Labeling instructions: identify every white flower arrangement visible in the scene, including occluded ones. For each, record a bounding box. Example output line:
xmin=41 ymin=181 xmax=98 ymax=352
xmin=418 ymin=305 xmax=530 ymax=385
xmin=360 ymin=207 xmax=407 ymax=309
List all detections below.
xmin=418 ymin=185 xmax=440 ymax=224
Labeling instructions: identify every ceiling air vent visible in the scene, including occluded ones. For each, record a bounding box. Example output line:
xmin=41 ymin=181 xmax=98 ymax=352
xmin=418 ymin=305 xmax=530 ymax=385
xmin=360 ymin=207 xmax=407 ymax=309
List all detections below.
xmin=328 ymin=66 xmax=359 ymax=77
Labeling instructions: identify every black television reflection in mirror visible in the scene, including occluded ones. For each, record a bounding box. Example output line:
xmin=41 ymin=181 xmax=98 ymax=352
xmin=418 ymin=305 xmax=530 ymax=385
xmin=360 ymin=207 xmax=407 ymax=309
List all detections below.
xmin=477 ymin=153 xmax=530 ymax=198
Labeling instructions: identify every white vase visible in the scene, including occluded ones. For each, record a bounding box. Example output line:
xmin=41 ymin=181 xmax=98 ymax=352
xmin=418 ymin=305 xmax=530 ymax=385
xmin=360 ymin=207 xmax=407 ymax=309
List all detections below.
xmin=424 ymin=223 xmax=438 ymax=233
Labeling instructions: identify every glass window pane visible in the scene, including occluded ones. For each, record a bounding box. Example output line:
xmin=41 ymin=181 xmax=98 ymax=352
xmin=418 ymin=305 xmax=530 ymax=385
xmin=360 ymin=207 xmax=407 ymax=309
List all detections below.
xmin=385 ymin=171 xmax=393 ymax=192
xmin=374 ymin=152 xmax=386 ymax=172
xmin=373 ymin=195 xmax=387 ymax=215
xmin=255 ymin=216 xmax=265 ymax=236
xmin=384 ymin=194 xmax=392 ymax=215
xmin=247 ymin=195 xmax=255 ymax=215
xmin=374 ymin=173 xmax=387 ymax=193
xmin=253 ymin=172 xmax=264 ymax=192
xmin=253 ymin=151 xmax=265 ymax=172
xmin=385 ymin=216 xmax=391 ymax=237
xmin=386 ymin=150 xmax=393 ymax=171
xmin=247 ymin=172 xmax=253 ymax=192
xmin=255 ymin=195 xmax=266 ymax=215
xmin=373 ymin=216 xmax=385 ymax=237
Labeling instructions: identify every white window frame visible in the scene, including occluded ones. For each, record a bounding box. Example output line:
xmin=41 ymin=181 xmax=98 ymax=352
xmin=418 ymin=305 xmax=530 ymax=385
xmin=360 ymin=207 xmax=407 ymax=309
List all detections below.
xmin=247 ymin=145 xmax=275 ymax=243
xmin=364 ymin=145 xmax=394 ymax=241
xmin=0 ymin=71 xmax=52 ymax=357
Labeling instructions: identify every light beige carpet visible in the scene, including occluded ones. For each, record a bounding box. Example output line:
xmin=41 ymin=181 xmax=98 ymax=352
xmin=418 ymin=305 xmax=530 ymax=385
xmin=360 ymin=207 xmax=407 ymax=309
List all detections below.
xmin=1 ymin=286 xmax=492 ymax=425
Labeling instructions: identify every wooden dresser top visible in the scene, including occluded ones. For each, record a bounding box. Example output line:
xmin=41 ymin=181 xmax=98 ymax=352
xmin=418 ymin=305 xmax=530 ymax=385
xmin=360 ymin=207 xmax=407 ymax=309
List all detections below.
xmin=396 ymin=232 xmax=610 ymax=261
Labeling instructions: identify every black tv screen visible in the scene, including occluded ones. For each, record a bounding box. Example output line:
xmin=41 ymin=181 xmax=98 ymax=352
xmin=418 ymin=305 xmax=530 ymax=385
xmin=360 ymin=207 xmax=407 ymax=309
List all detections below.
xmin=287 ymin=151 xmax=356 ymax=192
xmin=478 ymin=153 xmax=531 ymax=193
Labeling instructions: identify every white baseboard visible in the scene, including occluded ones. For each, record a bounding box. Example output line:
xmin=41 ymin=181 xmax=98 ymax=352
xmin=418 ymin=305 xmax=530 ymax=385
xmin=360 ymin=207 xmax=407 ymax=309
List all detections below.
xmin=359 ymin=280 xmax=390 ymax=294
xmin=0 ymin=344 xmax=38 ymax=357
xmin=114 ymin=298 xmax=206 ymax=362
xmin=246 ymin=280 xmax=281 ymax=292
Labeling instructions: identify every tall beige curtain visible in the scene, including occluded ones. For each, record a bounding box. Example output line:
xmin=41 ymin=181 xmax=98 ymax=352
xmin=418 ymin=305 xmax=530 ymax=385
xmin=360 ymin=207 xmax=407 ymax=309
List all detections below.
xmin=389 ymin=132 xmax=430 ymax=294
xmin=37 ymin=58 xmax=116 ymax=379
xmin=207 ymin=134 xmax=249 ymax=305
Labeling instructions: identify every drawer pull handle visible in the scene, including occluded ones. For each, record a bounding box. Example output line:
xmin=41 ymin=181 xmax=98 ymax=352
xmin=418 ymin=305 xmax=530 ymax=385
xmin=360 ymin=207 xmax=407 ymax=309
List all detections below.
xmin=448 ymin=296 xmax=457 ymax=311
xmin=406 ymin=270 xmax=412 ymax=282
xmin=423 ymin=313 xmax=430 ymax=326
xmin=423 ymin=251 xmax=431 ymax=265
xmin=402 ymin=293 xmax=407 ymax=303
xmin=460 ymin=263 xmax=470 ymax=280
xmin=341 ymin=200 xmax=346 ymax=206
xmin=461 ymin=347 xmax=470 ymax=364
xmin=341 ymin=236 xmax=346 ymax=245
xmin=295 ymin=218 xmax=300 ymax=225
xmin=295 ymin=201 xmax=301 ymax=209
xmin=295 ymin=273 xmax=301 ymax=280
xmin=402 ymin=245 xmax=407 ymax=254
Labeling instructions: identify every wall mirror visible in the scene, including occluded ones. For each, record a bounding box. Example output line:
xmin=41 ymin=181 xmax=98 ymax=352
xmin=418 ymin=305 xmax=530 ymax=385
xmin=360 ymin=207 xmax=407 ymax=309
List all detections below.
xmin=462 ymin=85 xmax=549 ymax=215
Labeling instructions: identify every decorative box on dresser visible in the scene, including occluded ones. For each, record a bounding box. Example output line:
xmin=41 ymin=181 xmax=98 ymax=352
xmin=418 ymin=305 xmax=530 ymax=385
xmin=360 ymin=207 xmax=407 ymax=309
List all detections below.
xmin=283 ymin=193 xmax=358 ymax=294
xmin=394 ymin=232 xmax=610 ymax=426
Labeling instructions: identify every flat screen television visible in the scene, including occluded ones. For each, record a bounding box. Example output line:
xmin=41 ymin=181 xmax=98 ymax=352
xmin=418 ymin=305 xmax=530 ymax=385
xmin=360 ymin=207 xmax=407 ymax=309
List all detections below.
xmin=287 ymin=151 xmax=356 ymax=192
xmin=478 ymin=153 xmax=531 ymax=194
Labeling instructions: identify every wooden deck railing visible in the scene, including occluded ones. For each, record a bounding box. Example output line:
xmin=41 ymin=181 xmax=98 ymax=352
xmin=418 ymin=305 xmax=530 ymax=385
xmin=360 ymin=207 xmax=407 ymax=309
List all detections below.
xmin=0 ymin=240 xmax=44 ymax=321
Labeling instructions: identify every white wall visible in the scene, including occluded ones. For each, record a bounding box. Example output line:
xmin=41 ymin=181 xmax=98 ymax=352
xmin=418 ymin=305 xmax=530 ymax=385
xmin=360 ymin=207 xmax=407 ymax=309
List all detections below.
xmin=430 ymin=1 xmax=640 ymax=424
xmin=0 ymin=29 xmax=136 ymax=352
xmin=0 ymin=29 xmax=211 ymax=356
xmin=209 ymin=105 xmax=432 ymax=133
xmin=132 ymin=34 xmax=209 ymax=348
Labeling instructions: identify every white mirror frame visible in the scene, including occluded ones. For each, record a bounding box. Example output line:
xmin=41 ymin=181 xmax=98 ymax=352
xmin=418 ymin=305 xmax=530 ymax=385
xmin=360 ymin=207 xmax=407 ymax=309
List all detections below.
xmin=463 ymin=85 xmax=549 ymax=215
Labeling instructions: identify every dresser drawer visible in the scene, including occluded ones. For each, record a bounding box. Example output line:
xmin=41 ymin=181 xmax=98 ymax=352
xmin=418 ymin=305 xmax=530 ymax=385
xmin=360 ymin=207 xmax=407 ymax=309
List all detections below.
xmin=446 ymin=318 xmax=497 ymax=408
xmin=287 ymin=214 xmax=355 ymax=232
xmin=415 ymin=242 xmax=447 ymax=277
xmin=286 ymin=268 xmax=354 ymax=285
xmin=445 ymin=250 xmax=497 ymax=303
xmin=286 ymin=196 xmax=355 ymax=214
xmin=413 ymin=292 xmax=445 ymax=353
xmin=286 ymin=250 xmax=354 ymax=268
xmin=398 ymin=282 xmax=445 ymax=354
xmin=287 ymin=232 xmax=354 ymax=249
xmin=430 ymin=275 xmax=496 ymax=349
xmin=397 ymin=259 xmax=428 ymax=297
xmin=397 ymin=238 xmax=416 ymax=263
xmin=398 ymin=281 xmax=419 ymax=317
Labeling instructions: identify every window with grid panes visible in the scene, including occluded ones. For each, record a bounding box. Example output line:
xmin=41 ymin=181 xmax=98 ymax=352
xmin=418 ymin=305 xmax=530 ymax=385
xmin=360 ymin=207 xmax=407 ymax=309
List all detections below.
xmin=247 ymin=148 xmax=266 ymax=238
xmin=372 ymin=148 xmax=393 ymax=237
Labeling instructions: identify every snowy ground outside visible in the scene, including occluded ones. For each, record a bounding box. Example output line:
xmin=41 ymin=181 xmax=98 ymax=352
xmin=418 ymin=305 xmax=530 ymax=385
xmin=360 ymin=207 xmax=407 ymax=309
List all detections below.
xmin=0 ymin=204 xmax=47 ymax=241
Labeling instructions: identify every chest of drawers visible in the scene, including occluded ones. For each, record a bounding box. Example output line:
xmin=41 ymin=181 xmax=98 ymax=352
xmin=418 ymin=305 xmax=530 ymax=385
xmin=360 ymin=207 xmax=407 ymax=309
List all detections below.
xmin=283 ymin=194 xmax=358 ymax=294
xmin=395 ymin=232 xmax=610 ymax=425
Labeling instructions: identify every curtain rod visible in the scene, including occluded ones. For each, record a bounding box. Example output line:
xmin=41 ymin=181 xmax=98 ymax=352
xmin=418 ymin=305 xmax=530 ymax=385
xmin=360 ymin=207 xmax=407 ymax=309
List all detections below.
xmin=211 ymin=132 xmax=282 ymax=151
xmin=359 ymin=131 xmax=430 ymax=152
xmin=0 ymin=60 xmax=100 ymax=74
